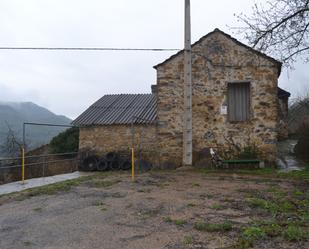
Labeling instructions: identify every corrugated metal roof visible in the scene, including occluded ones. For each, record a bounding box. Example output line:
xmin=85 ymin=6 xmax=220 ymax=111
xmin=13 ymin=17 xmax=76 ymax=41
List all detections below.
xmin=72 ymin=94 xmax=157 ymax=126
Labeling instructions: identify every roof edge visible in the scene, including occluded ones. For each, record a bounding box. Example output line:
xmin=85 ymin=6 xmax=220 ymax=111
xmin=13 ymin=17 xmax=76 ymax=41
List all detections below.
xmin=153 ymin=28 xmax=282 ymax=77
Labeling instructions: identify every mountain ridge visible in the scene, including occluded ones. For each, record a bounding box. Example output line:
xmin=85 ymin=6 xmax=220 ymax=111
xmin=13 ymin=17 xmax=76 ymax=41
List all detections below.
xmin=0 ymin=101 xmax=72 ymax=157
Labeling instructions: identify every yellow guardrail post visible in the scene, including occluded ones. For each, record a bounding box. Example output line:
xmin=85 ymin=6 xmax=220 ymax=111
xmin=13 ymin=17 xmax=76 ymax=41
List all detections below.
xmin=22 ymin=147 xmax=25 ymax=184
xmin=131 ymin=147 xmax=135 ymax=182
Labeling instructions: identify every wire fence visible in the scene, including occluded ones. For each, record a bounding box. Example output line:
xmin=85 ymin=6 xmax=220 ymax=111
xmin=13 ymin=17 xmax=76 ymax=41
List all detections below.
xmin=0 ymin=152 xmax=80 ymax=184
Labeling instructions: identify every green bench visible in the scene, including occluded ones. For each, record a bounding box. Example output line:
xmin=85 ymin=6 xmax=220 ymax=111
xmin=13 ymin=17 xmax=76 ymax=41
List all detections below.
xmin=221 ymin=159 xmax=264 ymax=169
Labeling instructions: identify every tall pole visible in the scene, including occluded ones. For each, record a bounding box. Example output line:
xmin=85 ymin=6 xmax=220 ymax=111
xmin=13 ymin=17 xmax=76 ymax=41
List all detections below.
xmin=183 ymin=0 xmax=192 ymax=166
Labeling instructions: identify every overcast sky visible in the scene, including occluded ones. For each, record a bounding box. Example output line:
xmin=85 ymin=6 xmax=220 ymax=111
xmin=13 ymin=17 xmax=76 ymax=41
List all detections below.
xmin=0 ymin=0 xmax=308 ymax=119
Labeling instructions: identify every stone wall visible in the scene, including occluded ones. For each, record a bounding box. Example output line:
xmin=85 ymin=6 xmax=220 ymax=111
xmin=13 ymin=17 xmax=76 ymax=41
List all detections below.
xmin=79 ymin=125 xmax=158 ymax=164
xmin=155 ymin=30 xmax=280 ymax=167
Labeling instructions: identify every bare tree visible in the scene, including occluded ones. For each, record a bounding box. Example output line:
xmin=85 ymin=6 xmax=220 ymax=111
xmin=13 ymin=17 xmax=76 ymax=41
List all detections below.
xmin=0 ymin=122 xmax=23 ymax=157
xmin=236 ymin=0 xmax=309 ymax=66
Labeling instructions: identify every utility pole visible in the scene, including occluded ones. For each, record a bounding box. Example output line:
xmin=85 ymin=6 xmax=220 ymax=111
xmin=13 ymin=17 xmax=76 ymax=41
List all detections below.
xmin=183 ymin=0 xmax=192 ymax=167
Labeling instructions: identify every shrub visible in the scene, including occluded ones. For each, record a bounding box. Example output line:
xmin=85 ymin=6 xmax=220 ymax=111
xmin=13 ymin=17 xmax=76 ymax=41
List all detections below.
xmin=294 ymin=125 xmax=309 ymax=162
xmin=49 ymin=127 xmax=79 ymax=154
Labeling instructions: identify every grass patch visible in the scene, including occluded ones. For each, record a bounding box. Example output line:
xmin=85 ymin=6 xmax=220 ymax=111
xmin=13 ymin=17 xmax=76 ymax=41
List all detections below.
xmin=194 ymin=221 xmax=232 ymax=232
xmin=183 ymin=235 xmax=194 ymax=245
xmin=192 ymin=183 xmax=201 ymax=187
xmin=247 ymin=197 xmax=279 ymax=214
xmin=262 ymin=223 xmax=281 ymax=237
xmin=174 ymin=219 xmax=187 ymax=226
xmin=164 ymin=217 xmax=187 ymax=226
xmin=243 ymin=226 xmax=266 ymax=240
xmin=282 ymin=225 xmax=308 ymax=241
xmin=198 ymin=168 xmax=309 ymax=181
xmin=210 ymin=203 xmax=224 ymax=210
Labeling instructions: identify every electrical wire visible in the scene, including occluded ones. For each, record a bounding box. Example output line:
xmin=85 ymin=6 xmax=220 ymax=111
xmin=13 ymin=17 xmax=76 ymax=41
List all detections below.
xmin=0 ymin=47 xmax=180 ymax=52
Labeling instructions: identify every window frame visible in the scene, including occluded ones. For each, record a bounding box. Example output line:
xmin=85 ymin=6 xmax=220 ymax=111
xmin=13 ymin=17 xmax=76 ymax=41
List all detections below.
xmin=227 ymin=81 xmax=251 ymax=123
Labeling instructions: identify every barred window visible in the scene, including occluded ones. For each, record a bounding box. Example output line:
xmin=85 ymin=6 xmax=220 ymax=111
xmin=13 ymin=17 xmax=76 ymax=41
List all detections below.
xmin=228 ymin=82 xmax=250 ymax=121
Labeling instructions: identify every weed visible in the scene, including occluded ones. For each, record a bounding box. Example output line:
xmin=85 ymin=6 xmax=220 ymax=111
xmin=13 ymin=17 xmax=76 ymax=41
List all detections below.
xmin=294 ymin=189 xmax=305 ymax=197
xmin=23 ymin=241 xmax=33 ymax=246
xmin=138 ymin=188 xmax=151 ymax=193
xmin=194 ymin=221 xmax=232 ymax=232
xmin=243 ymin=226 xmax=266 ymax=241
xmin=247 ymin=198 xmax=278 ymax=214
xmin=187 ymin=203 xmax=197 ymax=207
xmin=281 ymin=201 xmax=294 ymax=212
xmin=164 ymin=217 xmax=173 ymax=223
xmin=183 ymin=235 xmax=194 ymax=245
xmin=138 ymin=207 xmax=161 ymax=219
xmin=192 ymin=183 xmax=201 ymax=187
xmin=33 ymin=207 xmax=43 ymax=212
xmin=282 ymin=225 xmax=308 ymax=241
xmin=210 ymin=203 xmax=224 ymax=210
xmin=263 ymin=223 xmax=281 ymax=237
xmin=94 ymin=201 xmax=105 ymax=206
xmin=267 ymin=186 xmax=285 ymax=198
xmin=174 ymin=219 xmax=187 ymax=226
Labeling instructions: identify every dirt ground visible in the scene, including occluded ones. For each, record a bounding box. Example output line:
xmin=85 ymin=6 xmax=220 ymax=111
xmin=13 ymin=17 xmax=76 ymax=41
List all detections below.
xmin=0 ymin=170 xmax=308 ymax=249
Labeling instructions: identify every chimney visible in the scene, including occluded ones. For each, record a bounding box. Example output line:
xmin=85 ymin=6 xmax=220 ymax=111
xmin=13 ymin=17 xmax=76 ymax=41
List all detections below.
xmin=151 ymin=85 xmax=157 ymax=94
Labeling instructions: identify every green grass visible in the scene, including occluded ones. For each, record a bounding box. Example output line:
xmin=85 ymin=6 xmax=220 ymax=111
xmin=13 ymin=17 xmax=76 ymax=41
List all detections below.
xmin=164 ymin=217 xmax=187 ymax=226
xmin=241 ymin=185 xmax=309 ymax=247
xmin=243 ymin=226 xmax=266 ymax=240
xmin=194 ymin=221 xmax=232 ymax=232
xmin=198 ymin=168 xmax=309 ymax=181
xmin=247 ymin=197 xmax=279 ymax=214
xmin=282 ymin=225 xmax=308 ymax=241
xmin=174 ymin=219 xmax=187 ymax=226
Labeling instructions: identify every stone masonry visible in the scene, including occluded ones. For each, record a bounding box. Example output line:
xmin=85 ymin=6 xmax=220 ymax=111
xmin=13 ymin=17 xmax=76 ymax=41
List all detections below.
xmin=155 ymin=29 xmax=282 ymax=167
xmin=79 ymin=125 xmax=158 ymax=163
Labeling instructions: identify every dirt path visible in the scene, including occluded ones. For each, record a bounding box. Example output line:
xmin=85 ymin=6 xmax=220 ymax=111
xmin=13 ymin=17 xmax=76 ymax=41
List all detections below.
xmin=0 ymin=171 xmax=308 ymax=249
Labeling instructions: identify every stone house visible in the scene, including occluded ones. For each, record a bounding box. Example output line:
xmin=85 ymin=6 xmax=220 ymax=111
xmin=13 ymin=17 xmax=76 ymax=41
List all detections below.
xmin=73 ymin=29 xmax=290 ymax=168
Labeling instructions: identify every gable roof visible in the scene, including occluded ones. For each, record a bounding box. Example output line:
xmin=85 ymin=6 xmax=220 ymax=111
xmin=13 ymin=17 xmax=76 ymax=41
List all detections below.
xmin=153 ymin=28 xmax=282 ymax=76
xmin=72 ymin=94 xmax=157 ymax=126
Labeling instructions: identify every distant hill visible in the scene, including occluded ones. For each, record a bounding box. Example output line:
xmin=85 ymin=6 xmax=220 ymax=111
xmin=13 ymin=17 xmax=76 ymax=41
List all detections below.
xmin=0 ymin=102 xmax=72 ymax=157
